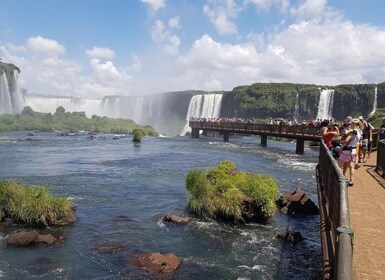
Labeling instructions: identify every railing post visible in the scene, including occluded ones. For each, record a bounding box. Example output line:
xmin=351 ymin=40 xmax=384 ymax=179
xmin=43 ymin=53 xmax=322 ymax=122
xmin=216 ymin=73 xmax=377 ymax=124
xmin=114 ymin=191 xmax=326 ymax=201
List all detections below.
xmin=223 ymin=132 xmax=229 ymax=142
xmin=261 ymin=135 xmax=267 ymax=147
xmin=296 ymin=139 xmax=304 ymax=154
xmin=191 ymin=128 xmax=200 ymax=138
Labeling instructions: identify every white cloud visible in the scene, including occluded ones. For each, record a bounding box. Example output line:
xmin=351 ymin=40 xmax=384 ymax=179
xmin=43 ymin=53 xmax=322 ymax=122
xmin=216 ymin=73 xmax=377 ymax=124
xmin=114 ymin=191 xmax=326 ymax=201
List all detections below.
xmin=203 ymin=0 xmax=240 ymax=36
xmin=151 ymin=19 xmax=181 ymax=56
xmin=151 ymin=20 xmax=167 ymax=43
xmin=140 ymin=0 xmax=165 ymax=11
xmin=26 ymin=36 xmax=65 ymax=56
xmin=243 ymin=0 xmax=290 ymax=13
xmin=85 ymin=47 xmax=115 ymax=59
xmin=290 ymin=0 xmax=339 ymax=21
xmin=168 ymin=16 xmax=181 ymax=29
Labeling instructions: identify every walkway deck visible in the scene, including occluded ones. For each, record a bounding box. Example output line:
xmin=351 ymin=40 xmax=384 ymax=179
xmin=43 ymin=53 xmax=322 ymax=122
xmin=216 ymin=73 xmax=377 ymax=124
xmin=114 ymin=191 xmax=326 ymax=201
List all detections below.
xmin=349 ymin=151 xmax=385 ymax=279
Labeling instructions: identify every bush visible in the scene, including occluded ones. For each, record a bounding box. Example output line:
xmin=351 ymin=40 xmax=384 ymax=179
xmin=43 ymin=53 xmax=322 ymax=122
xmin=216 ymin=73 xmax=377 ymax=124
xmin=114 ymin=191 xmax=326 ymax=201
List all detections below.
xmin=0 ymin=180 xmax=76 ymax=227
xmin=186 ymin=161 xmax=279 ymax=223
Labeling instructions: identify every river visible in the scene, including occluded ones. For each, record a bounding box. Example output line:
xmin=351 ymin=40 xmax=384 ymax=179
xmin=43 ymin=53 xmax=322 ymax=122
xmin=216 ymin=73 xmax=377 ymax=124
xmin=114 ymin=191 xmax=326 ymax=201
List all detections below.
xmin=0 ymin=131 xmax=321 ymax=279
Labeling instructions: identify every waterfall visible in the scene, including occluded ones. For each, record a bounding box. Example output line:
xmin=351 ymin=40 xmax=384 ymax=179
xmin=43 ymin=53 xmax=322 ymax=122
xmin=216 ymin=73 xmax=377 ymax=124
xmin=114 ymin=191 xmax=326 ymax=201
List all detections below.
xmin=0 ymin=72 xmax=13 ymax=114
xmin=294 ymin=93 xmax=300 ymax=123
xmin=369 ymin=86 xmax=377 ymax=117
xmin=0 ymin=70 xmax=24 ymax=114
xmin=180 ymin=94 xmax=223 ymax=136
xmin=316 ymin=89 xmax=334 ymax=121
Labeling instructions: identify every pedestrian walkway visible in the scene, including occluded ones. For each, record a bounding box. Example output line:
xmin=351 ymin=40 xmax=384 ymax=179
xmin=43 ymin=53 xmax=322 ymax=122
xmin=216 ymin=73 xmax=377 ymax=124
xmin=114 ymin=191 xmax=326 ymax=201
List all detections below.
xmin=348 ymin=151 xmax=385 ymax=280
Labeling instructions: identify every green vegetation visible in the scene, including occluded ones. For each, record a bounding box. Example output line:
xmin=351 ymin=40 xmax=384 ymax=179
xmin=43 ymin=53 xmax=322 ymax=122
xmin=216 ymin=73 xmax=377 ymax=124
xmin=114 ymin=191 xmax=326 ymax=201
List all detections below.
xmin=0 ymin=180 xmax=76 ymax=227
xmin=220 ymin=82 xmax=383 ymax=121
xmin=0 ymin=106 xmax=158 ymax=135
xmin=367 ymin=108 xmax=385 ymax=128
xmin=132 ymin=128 xmax=143 ymax=142
xmin=186 ymin=161 xmax=279 ymax=223
xmin=0 ymin=61 xmax=20 ymax=85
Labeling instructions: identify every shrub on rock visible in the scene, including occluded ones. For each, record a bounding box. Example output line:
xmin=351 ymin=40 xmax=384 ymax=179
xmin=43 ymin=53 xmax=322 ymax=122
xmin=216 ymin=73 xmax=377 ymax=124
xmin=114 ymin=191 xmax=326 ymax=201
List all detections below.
xmin=0 ymin=180 xmax=76 ymax=227
xmin=186 ymin=161 xmax=279 ymax=223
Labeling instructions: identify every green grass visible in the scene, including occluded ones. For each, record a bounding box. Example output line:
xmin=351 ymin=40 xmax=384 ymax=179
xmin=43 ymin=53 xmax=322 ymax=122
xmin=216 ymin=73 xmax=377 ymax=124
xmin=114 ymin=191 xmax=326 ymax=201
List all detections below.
xmin=0 ymin=180 xmax=76 ymax=227
xmin=186 ymin=161 xmax=279 ymax=223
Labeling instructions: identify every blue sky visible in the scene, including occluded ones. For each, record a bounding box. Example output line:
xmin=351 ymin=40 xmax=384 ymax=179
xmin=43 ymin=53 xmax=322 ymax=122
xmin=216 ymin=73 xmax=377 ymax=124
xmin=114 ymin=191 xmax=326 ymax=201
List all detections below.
xmin=1 ymin=0 xmax=385 ymax=98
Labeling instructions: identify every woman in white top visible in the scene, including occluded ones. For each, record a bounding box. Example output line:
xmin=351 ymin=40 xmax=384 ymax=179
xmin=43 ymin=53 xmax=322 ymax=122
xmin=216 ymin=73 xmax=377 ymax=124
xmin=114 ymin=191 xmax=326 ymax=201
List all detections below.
xmin=339 ymin=120 xmax=361 ymax=186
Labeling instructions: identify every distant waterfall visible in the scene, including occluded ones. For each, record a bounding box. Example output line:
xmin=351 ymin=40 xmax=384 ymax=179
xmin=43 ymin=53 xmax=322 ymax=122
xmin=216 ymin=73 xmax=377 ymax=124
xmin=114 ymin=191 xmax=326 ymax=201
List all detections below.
xmin=294 ymin=93 xmax=300 ymax=123
xmin=369 ymin=87 xmax=378 ymax=117
xmin=0 ymin=72 xmax=13 ymax=114
xmin=316 ymin=89 xmax=334 ymax=121
xmin=0 ymin=70 xmax=24 ymax=114
xmin=181 ymin=94 xmax=223 ymax=136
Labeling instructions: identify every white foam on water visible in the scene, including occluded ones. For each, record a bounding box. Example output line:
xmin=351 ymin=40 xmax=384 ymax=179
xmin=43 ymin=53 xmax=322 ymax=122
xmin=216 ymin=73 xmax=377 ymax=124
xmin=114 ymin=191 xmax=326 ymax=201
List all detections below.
xmin=238 ymin=264 xmax=265 ymax=271
xmin=277 ymin=157 xmax=317 ymax=171
xmin=156 ymin=218 xmax=167 ymax=229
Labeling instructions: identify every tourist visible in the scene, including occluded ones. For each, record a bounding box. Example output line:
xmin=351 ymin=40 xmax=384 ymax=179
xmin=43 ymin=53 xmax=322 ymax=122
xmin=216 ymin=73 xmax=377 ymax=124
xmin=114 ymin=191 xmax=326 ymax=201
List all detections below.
xmin=321 ymin=120 xmax=339 ymax=154
xmin=358 ymin=116 xmax=374 ymax=162
xmin=339 ymin=122 xmax=361 ymax=186
xmin=379 ymin=117 xmax=385 ymax=143
xmin=352 ymin=119 xmax=362 ymax=169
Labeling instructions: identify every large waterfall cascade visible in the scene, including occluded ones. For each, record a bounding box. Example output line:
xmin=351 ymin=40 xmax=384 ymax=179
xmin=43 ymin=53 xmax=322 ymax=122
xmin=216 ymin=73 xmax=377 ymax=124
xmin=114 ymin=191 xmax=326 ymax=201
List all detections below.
xmin=181 ymin=94 xmax=223 ymax=136
xmin=369 ymin=87 xmax=378 ymax=116
xmin=0 ymin=70 xmax=24 ymax=114
xmin=316 ymin=89 xmax=334 ymax=121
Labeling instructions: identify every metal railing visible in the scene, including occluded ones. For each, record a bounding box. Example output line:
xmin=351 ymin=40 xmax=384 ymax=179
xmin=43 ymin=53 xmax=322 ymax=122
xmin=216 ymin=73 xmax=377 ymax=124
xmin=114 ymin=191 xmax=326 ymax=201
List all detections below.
xmin=316 ymin=140 xmax=353 ymax=280
xmin=189 ymin=121 xmax=321 ymax=137
xmin=376 ymin=140 xmax=385 ymax=178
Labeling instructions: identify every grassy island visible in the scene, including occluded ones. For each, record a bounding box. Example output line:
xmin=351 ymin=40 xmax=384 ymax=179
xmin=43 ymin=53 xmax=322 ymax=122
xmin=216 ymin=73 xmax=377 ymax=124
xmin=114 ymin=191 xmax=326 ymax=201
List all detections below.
xmin=0 ymin=180 xmax=76 ymax=227
xmin=0 ymin=106 xmax=158 ymax=136
xmin=186 ymin=161 xmax=279 ymax=223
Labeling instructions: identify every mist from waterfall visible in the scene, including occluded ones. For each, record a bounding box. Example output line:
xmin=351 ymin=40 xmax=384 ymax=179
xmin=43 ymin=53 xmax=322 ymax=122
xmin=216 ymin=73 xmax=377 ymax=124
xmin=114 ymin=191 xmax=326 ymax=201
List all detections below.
xmin=369 ymin=86 xmax=378 ymax=116
xmin=0 ymin=70 xmax=24 ymax=114
xmin=316 ymin=89 xmax=334 ymax=121
xmin=294 ymin=93 xmax=300 ymax=123
xmin=25 ymin=93 xmax=187 ymax=136
xmin=181 ymin=94 xmax=223 ymax=136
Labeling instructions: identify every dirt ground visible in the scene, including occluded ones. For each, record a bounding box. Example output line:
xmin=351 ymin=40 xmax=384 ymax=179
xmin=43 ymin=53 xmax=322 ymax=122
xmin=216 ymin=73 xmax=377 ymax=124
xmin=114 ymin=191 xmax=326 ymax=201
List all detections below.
xmin=347 ymin=151 xmax=385 ymax=279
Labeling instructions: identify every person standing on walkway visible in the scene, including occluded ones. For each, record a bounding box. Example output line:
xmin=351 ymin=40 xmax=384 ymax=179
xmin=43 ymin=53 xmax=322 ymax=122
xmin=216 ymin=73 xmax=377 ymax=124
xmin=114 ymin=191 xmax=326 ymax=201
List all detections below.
xmin=339 ymin=121 xmax=361 ymax=186
xmin=379 ymin=117 xmax=385 ymax=143
xmin=359 ymin=116 xmax=374 ymax=161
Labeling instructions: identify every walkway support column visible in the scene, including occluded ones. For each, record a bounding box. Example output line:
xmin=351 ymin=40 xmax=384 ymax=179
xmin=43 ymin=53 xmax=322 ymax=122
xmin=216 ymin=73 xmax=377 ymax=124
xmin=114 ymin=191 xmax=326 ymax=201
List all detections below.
xmin=191 ymin=128 xmax=200 ymax=138
xmin=261 ymin=135 xmax=267 ymax=147
xmin=223 ymin=132 xmax=229 ymax=142
xmin=296 ymin=139 xmax=304 ymax=154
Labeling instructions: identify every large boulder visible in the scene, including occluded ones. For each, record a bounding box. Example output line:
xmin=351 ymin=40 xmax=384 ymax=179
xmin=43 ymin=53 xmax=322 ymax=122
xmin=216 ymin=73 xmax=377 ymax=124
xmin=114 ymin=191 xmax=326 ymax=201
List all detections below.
xmin=7 ymin=230 xmax=40 ymax=246
xmin=277 ymin=231 xmax=304 ymax=245
xmin=163 ymin=214 xmax=191 ymax=225
xmin=134 ymin=252 xmax=180 ymax=276
xmin=7 ymin=231 xmax=58 ymax=247
xmin=276 ymin=188 xmax=319 ymax=215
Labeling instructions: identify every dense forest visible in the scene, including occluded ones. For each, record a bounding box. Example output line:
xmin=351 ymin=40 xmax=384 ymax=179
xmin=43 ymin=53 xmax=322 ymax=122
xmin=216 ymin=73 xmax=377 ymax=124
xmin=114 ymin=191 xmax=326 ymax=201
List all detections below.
xmin=0 ymin=106 xmax=158 ymax=135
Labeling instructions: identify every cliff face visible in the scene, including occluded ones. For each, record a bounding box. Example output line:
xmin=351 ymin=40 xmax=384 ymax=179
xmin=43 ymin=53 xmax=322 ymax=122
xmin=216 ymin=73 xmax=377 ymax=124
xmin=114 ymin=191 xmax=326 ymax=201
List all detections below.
xmin=221 ymin=82 xmax=380 ymax=121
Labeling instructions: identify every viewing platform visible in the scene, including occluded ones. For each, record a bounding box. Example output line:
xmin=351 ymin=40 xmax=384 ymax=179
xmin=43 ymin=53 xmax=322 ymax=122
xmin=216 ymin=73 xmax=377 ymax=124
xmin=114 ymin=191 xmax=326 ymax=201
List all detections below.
xmin=189 ymin=121 xmax=321 ymax=154
xmin=348 ymin=151 xmax=385 ymax=279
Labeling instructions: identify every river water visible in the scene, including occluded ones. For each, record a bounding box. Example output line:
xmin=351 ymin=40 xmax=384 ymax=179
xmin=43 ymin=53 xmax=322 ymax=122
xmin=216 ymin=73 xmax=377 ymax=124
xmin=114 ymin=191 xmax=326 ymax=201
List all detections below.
xmin=0 ymin=131 xmax=321 ymax=279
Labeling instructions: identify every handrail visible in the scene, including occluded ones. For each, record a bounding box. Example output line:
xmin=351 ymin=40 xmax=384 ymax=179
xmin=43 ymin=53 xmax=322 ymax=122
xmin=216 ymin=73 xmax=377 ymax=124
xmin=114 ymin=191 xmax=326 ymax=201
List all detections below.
xmin=189 ymin=121 xmax=321 ymax=137
xmin=375 ymin=140 xmax=385 ymax=177
xmin=317 ymin=140 xmax=353 ymax=280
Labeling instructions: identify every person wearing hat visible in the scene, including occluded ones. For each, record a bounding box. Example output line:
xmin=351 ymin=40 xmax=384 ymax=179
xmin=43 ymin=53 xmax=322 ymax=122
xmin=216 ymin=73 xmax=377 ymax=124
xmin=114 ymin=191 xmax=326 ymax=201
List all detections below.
xmin=339 ymin=120 xmax=361 ymax=186
xmin=359 ymin=116 xmax=374 ymax=161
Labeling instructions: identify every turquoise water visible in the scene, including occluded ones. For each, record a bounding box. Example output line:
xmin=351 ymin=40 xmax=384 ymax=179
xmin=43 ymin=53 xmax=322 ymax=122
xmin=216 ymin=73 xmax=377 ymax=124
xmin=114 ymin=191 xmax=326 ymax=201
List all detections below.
xmin=0 ymin=131 xmax=321 ymax=279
